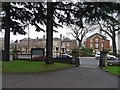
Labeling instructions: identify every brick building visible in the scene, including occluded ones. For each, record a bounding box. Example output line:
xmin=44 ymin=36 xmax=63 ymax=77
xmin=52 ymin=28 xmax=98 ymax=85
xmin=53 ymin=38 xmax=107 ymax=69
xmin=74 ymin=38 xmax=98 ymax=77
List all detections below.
xmin=86 ymin=33 xmax=110 ymax=52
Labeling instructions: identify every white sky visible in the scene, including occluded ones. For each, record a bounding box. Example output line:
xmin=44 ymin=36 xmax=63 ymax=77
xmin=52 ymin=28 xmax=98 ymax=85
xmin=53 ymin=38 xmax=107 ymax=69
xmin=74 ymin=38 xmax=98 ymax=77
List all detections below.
xmin=0 ymin=1 xmax=116 ymax=46
xmin=0 ymin=25 xmax=72 ymax=42
xmin=9 ymin=25 xmax=69 ymax=41
xmin=0 ymin=26 xmax=89 ymax=39
xmin=0 ymin=24 xmax=115 ymax=47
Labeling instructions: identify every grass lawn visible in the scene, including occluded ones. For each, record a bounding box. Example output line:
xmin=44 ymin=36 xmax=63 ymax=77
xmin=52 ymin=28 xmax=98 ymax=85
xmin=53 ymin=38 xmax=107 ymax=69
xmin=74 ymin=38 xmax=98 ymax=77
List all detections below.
xmin=0 ymin=61 xmax=2 ymax=73
xmin=2 ymin=60 xmax=74 ymax=74
xmin=103 ymin=66 xmax=120 ymax=76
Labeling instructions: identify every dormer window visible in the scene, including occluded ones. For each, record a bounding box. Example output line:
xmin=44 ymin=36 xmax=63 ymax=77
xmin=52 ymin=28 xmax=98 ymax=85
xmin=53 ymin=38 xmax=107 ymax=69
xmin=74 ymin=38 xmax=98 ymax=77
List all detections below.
xmin=95 ymin=38 xmax=99 ymax=43
xmin=95 ymin=44 xmax=99 ymax=49
xmin=90 ymin=38 xmax=92 ymax=43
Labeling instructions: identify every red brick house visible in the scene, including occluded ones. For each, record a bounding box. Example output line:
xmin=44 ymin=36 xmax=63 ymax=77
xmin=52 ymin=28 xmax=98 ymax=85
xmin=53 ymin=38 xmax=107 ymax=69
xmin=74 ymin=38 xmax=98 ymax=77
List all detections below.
xmin=86 ymin=33 xmax=110 ymax=52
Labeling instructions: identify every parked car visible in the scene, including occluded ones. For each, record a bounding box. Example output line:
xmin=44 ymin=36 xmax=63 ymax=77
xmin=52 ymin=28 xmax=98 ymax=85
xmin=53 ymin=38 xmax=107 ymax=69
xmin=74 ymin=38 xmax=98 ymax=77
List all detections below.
xmin=54 ymin=53 xmax=73 ymax=59
xmin=107 ymin=54 xmax=116 ymax=60
xmin=53 ymin=53 xmax=73 ymax=64
xmin=95 ymin=53 xmax=100 ymax=60
xmin=95 ymin=53 xmax=116 ymax=60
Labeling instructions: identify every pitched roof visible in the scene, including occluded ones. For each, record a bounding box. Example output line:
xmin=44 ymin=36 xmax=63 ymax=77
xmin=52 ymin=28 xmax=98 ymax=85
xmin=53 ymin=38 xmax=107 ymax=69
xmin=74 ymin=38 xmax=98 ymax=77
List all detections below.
xmin=20 ymin=38 xmax=31 ymax=41
xmin=62 ymin=38 xmax=71 ymax=42
xmin=53 ymin=37 xmax=61 ymax=41
xmin=87 ymin=33 xmax=107 ymax=39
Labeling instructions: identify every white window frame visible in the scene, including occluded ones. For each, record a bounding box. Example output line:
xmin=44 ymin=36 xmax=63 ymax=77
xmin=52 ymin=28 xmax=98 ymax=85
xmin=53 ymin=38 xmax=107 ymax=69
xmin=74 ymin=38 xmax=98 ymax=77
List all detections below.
xmin=90 ymin=38 xmax=92 ymax=43
xmin=95 ymin=44 xmax=99 ymax=48
xmin=102 ymin=43 xmax=103 ymax=47
xmin=95 ymin=38 xmax=99 ymax=43
xmin=90 ymin=44 xmax=92 ymax=47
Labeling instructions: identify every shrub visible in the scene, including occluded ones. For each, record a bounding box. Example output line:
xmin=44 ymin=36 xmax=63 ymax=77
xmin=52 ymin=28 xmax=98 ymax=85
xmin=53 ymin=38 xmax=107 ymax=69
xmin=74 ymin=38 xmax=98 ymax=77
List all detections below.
xmin=116 ymin=54 xmax=120 ymax=57
xmin=116 ymin=54 xmax=120 ymax=60
xmin=79 ymin=47 xmax=93 ymax=56
xmin=72 ymin=49 xmax=79 ymax=56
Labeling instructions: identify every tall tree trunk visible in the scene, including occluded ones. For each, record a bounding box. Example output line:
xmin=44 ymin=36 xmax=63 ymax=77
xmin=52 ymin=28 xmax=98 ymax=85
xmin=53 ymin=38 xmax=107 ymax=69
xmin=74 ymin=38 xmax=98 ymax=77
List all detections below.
xmin=46 ymin=2 xmax=53 ymax=64
xmin=78 ymin=40 xmax=82 ymax=49
xmin=3 ymin=2 xmax=10 ymax=61
xmin=77 ymin=38 xmax=82 ymax=49
xmin=112 ymin=32 xmax=117 ymax=55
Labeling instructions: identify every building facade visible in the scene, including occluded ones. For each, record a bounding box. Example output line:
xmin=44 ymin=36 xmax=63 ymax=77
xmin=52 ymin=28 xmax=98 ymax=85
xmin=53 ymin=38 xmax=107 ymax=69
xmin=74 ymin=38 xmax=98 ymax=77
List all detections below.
xmin=86 ymin=33 xmax=110 ymax=52
xmin=61 ymin=38 xmax=78 ymax=53
xmin=10 ymin=35 xmax=77 ymax=54
xmin=10 ymin=36 xmax=46 ymax=54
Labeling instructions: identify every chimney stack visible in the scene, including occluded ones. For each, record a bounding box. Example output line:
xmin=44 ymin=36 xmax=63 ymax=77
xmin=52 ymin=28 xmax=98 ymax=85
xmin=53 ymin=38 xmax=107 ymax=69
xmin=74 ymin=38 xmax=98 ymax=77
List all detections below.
xmin=43 ymin=35 xmax=45 ymax=39
xmin=36 ymin=37 xmax=38 ymax=39
xmin=60 ymin=34 xmax=62 ymax=40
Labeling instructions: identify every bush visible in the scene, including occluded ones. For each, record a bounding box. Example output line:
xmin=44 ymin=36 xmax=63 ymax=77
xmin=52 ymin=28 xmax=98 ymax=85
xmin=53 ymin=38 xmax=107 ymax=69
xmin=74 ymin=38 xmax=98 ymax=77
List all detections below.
xmin=116 ymin=54 xmax=120 ymax=57
xmin=72 ymin=49 xmax=79 ymax=56
xmin=116 ymin=54 xmax=120 ymax=60
xmin=79 ymin=47 xmax=93 ymax=56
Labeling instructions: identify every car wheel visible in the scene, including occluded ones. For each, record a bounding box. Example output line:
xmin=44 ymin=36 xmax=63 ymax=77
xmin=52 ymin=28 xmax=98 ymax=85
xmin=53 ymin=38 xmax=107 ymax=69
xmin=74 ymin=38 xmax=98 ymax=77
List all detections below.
xmin=110 ymin=57 xmax=114 ymax=60
xmin=97 ymin=57 xmax=100 ymax=60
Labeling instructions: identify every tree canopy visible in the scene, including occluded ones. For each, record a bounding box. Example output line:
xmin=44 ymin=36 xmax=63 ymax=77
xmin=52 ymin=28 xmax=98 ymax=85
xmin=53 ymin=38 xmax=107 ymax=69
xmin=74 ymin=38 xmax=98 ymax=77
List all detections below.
xmin=2 ymin=1 xmax=120 ymax=61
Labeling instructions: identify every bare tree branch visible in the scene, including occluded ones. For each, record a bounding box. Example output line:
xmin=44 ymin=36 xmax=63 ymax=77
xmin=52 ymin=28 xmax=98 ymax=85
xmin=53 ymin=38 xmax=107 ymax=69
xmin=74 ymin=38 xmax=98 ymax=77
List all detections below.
xmin=100 ymin=29 xmax=112 ymax=39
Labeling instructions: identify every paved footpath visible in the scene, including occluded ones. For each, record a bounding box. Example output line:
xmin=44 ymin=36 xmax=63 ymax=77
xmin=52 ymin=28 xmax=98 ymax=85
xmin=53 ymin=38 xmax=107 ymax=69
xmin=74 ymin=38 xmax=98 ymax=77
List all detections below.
xmin=2 ymin=66 xmax=118 ymax=88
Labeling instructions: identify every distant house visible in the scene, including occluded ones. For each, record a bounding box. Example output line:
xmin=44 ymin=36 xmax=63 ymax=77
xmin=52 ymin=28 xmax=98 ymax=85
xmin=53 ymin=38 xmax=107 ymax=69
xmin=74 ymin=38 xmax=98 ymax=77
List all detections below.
xmin=10 ymin=35 xmax=77 ymax=54
xmin=61 ymin=38 xmax=77 ymax=53
xmin=10 ymin=36 xmax=46 ymax=54
xmin=85 ymin=33 xmax=110 ymax=52
xmin=53 ymin=37 xmax=61 ymax=56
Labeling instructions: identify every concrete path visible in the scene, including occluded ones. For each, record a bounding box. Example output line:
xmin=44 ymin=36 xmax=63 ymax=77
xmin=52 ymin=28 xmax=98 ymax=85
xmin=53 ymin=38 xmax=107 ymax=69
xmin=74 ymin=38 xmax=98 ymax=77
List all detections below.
xmin=79 ymin=57 xmax=99 ymax=67
xmin=2 ymin=66 xmax=118 ymax=88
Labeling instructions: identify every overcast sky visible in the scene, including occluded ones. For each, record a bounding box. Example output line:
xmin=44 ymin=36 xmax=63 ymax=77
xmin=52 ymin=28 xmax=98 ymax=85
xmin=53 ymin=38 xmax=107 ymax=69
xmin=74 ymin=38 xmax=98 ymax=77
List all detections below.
xmin=0 ymin=25 xmax=72 ymax=42
xmin=0 ymin=24 xmax=119 ymax=49
xmin=0 ymin=24 xmax=114 ymax=48
xmin=0 ymin=24 xmax=99 ymax=41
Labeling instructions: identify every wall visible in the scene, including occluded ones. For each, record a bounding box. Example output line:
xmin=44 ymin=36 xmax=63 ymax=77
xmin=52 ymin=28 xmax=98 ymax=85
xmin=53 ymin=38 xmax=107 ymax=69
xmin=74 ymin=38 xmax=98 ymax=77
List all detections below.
xmin=61 ymin=40 xmax=77 ymax=53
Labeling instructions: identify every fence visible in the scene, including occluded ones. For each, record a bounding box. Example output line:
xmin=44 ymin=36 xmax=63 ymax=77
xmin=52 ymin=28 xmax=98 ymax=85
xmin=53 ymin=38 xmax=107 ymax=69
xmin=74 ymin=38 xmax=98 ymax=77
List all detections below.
xmin=18 ymin=54 xmax=31 ymax=60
